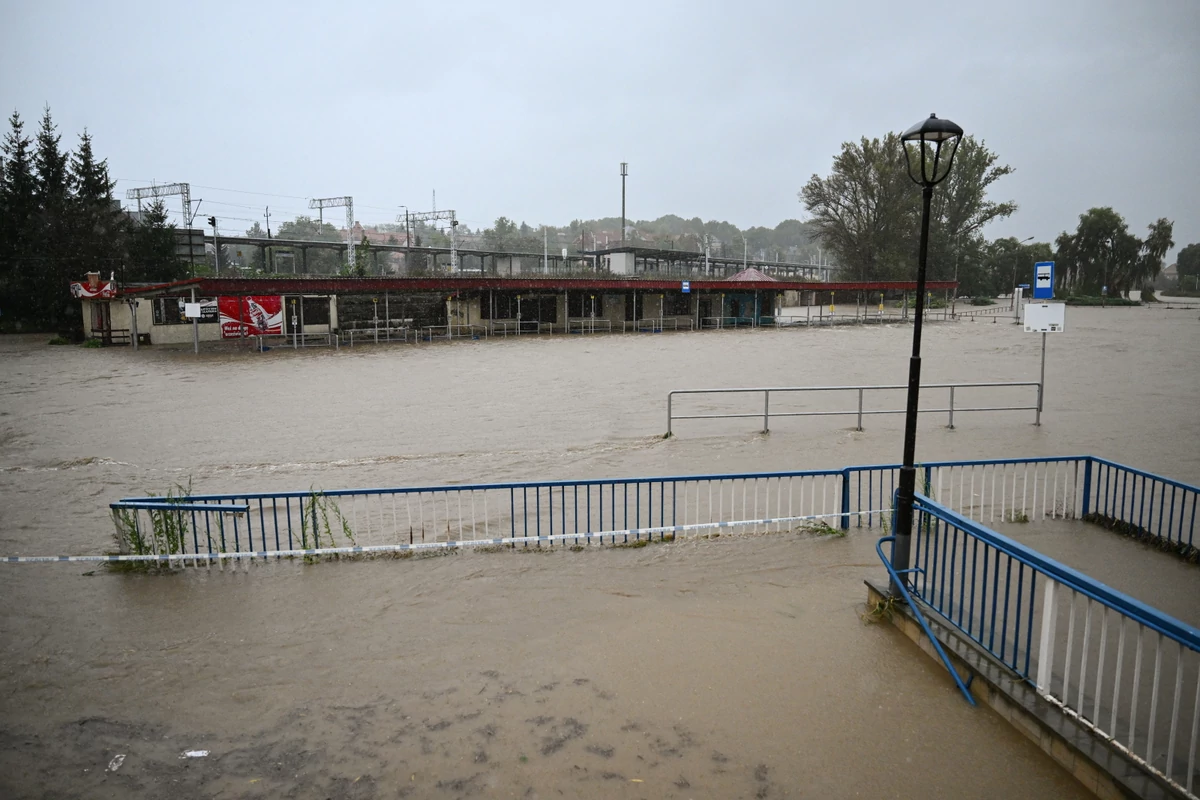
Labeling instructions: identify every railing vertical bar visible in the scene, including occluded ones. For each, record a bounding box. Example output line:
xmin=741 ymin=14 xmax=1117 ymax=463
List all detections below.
xmin=969 ymin=535 xmax=980 ymax=641
xmin=623 ymin=482 xmax=628 ymax=542
xmin=999 ymin=556 xmax=1013 ymax=663
xmin=1052 ymin=463 xmax=1060 ymax=519
xmin=1093 ymin=607 xmax=1109 ymax=722
xmin=1147 ymin=633 xmax=1163 ymax=764
xmin=1013 ymin=562 xmax=1025 ymax=672
xmin=1167 ymin=485 xmax=1177 ymax=545
xmin=1063 ymin=592 xmax=1077 ymax=704
xmin=1138 ymin=475 xmax=1147 ymax=534
xmin=987 ymin=543 xmax=1001 ymax=651
xmin=1120 ymin=468 xmax=1129 ymax=526
xmin=1031 ymin=463 xmax=1039 ymax=521
xmin=1078 ymin=599 xmax=1093 ymax=713
xmin=1022 ymin=464 xmax=1029 ymax=521
xmin=1023 ymin=569 xmax=1036 ymax=677
xmin=1186 ymin=665 xmax=1199 ymax=794
xmin=957 ymin=521 xmax=969 ymax=629
xmin=1165 ymin=641 xmax=1184 ymax=782
xmin=1130 ymin=626 xmax=1144 ymax=751
xmin=1110 ymin=620 xmax=1126 ymax=736
xmin=1036 ymin=578 xmax=1058 ymax=693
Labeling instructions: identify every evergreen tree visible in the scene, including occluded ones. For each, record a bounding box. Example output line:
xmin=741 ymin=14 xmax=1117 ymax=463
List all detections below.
xmin=0 ymin=111 xmax=36 ymax=327
xmin=69 ymin=129 xmax=125 ymax=282
xmin=27 ymin=107 xmax=74 ymax=329
xmin=125 ymin=199 xmax=186 ymax=283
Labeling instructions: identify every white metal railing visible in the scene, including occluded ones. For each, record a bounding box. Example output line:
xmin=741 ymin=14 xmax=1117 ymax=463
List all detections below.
xmin=635 ymin=317 xmax=695 ymax=332
xmin=256 ymin=332 xmax=339 ymax=351
xmin=666 ymin=381 xmax=1045 ymax=436
xmin=491 ymin=319 xmax=541 ymax=336
xmin=423 ymin=324 xmax=487 ymax=341
xmin=567 ymin=318 xmax=613 ymax=334
xmin=700 ymin=316 xmax=748 ymax=329
xmin=344 ymin=327 xmax=411 ymax=346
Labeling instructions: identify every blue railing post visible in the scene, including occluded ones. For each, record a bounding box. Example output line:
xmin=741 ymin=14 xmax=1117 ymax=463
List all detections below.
xmin=840 ymin=469 xmax=852 ymax=531
xmin=1081 ymin=458 xmax=1093 ymax=518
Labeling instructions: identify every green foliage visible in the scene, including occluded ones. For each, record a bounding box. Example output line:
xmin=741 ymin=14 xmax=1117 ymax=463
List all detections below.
xmin=0 ymin=107 xmax=185 ymax=333
xmin=1064 ymin=295 xmax=1140 ymax=307
xmin=800 ymin=133 xmax=1016 ymax=284
xmin=970 ymin=296 xmax=996 ymax=306
xmin=47 ymin=335 xmax=69 ymax=345
xmin=81 ymin=337 xmax=102 ymax=348
xmin=1175 ymin=243 xmax=1200 ymax=288
xmin=1054 ymin=208 xmax=1174 ymax=298
xmin=302 ymin=489 xmax=355 ymax=552
xmin=109 ymin=481 xmax=194 ymax=571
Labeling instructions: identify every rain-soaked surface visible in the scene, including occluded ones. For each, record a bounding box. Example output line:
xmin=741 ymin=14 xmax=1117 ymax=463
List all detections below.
xmin=1 ymin=303 xmax=1197 ymax=798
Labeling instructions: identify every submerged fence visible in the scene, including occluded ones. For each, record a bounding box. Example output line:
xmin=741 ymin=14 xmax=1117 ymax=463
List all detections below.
xmin=665 ymin=382 xmax=1045 ymax=435
xmin=896 ymin=493 xmax=1200 ymax=797
xmin=89 ymin=455 xmax=1196 ymax=566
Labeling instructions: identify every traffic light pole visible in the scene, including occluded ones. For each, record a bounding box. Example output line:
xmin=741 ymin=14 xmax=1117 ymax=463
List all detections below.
xmin=208 ymin=217 xmax=221 ymax=275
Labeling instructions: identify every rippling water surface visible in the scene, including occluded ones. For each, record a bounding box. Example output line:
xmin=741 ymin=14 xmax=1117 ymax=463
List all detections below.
xmin=1 ymin=305 xmax=1196 ymax=798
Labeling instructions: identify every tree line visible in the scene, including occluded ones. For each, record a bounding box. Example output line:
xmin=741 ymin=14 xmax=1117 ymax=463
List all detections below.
xmin=800 ymin=132 xmax=1176 ymax=298
xmin=0 ymin=108 xmax=186 ymax=333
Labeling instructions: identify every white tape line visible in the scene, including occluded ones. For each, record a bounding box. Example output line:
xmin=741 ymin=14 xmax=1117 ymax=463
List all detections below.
xmin=3 ymin=510 xmax=888 ymax=564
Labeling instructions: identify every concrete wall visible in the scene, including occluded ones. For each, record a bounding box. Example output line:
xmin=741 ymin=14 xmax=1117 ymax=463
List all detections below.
xmin=605 ymin=252 xmax=636 ymax=275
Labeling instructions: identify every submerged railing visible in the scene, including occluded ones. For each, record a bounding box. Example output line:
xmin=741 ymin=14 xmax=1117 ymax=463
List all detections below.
xmin=894 ymin=493 xmax=1200 ymax=797
xmin=666 ymin=381 xmax=1045 ymax=436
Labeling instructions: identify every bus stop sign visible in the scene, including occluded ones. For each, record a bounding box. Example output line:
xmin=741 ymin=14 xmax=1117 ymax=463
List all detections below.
xmin=1033 ymin=261 xmax=1055 ymax=299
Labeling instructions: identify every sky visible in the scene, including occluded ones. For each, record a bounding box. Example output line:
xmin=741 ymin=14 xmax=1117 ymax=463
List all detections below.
xmin=2 ymin=0 xmax=1197 ymax=259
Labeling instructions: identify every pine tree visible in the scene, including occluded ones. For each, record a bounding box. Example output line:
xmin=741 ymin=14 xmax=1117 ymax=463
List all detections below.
xmin=69 ymin=128 xmax=125 ymax=283
xmin=27 ymin=107 xmax=73 ymax=329
xmin=125 ymin=199 xmax=186 ymax=283
xmin=0 ymin=111 xmax=36 ymax=329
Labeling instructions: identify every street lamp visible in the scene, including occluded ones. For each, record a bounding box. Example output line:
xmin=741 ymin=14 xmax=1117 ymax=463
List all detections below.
xmin=1010 ymin=236 xmax=1035 ymax=298
xmin=892 ymin=113 xmax=964 ymax=594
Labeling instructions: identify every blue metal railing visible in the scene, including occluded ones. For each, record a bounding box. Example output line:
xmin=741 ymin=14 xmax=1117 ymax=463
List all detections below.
xmin=896 ymin=494 xmax=1200 ymax=796
xmin=1085 ymin=457 xmax=1198 ymax=559
xmin=97 ymin=455 xmax=1196 ymax=565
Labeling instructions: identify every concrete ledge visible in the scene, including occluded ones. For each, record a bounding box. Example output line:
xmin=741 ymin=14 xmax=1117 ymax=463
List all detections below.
xmin=865 ymin=580 xmax=1183 ymax=800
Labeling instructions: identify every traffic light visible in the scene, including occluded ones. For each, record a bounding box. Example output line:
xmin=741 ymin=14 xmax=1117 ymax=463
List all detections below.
xmin=207 ymin=216 xmax=217 ymax=228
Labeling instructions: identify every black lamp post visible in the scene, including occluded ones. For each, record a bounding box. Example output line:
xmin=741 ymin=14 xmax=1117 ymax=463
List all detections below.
xmin=892 ymin=113 xmax=964 ymax=594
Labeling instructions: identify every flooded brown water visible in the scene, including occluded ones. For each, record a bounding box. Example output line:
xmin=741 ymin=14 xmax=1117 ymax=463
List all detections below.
xmin=1 ymin=305 xmax=1197 ymax=798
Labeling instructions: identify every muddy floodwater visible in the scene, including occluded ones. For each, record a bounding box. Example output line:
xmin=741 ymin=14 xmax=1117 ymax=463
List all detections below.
xmin=1 ymin=304 xmax=1197 ymax=798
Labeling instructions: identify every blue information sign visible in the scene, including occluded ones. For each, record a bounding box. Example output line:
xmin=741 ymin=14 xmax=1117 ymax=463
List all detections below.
xmin=1033 ymin=261 xmax=1055 ymax=299
xmin=681 ymin=281 xmax=690 ymax=293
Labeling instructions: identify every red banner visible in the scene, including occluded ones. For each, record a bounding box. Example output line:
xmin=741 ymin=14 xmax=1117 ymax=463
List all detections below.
xmin=218 ymin=296 xmax=283 ymax=338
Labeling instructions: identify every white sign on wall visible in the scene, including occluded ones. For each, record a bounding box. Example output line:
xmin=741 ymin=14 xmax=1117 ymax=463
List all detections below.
xmin=184 ymin=303 xmax=202 ymax=319
xmin=1023 ymin=302 xmax=1066 ymax=333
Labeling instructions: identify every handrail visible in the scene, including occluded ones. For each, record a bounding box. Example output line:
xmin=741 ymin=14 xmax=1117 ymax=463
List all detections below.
xmin=111 ymin=501 xmax=250 ymax=513
xmin=666 ymin=381 xmax=1043 ymax=435
xmin=876 ymin=534 xmax=977 ymax=705
xmin=913 ymin=494 xmax=1200 ymax=650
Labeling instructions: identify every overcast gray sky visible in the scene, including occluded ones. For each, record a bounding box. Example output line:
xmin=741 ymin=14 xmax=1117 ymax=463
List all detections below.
xmin=3 ymin=0 xmax=1197 ymax=258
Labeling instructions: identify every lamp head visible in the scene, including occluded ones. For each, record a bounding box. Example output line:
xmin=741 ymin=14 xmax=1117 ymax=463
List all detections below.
xmin=902 ymin=114 xmax=964 ymax=187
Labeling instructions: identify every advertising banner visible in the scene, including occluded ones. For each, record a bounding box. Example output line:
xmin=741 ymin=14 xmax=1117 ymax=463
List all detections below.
xmin=219 ymin=296 xmax=283 ymax=338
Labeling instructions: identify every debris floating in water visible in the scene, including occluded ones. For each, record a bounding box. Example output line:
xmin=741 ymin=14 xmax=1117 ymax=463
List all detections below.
xmin=106 ymin=754 xmax=125 ymax=772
